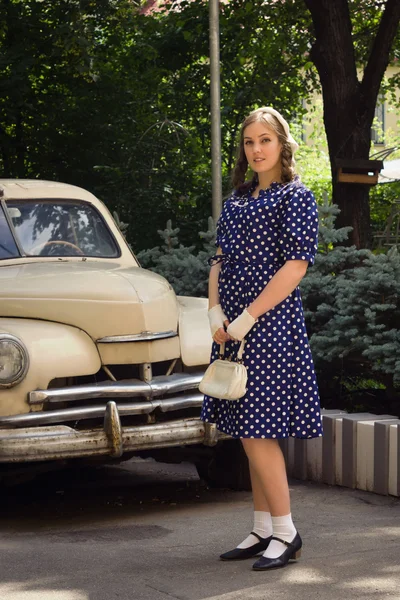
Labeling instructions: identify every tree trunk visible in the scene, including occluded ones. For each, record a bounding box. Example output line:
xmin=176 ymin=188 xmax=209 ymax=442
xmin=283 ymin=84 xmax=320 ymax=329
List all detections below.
xmin=333 ymin=181 xmax=371 ymax=248
xmin=304 ymin=0 xmax=400 ymax=249
xmin=324 ymin=94 xmax=373 ymax=248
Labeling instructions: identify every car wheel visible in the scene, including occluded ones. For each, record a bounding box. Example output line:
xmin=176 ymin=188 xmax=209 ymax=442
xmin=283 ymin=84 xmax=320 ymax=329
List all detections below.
xmin=195 ymin=439 xmax=251 ymax=491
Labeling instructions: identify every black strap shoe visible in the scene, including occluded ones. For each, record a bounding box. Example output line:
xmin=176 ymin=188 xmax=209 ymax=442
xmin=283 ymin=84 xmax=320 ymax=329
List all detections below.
xmin=219 ymin=532 xmax=272 ymax=561
xmin=252 ymin=532 xmax=302 ymax=570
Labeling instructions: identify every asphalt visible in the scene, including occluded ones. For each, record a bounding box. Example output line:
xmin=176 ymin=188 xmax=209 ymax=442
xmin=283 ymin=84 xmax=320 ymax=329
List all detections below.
xmin=0 ymin=458 xmax=399 ymax=600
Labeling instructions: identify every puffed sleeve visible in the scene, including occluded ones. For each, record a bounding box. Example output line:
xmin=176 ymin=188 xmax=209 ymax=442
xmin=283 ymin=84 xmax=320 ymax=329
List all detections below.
xmin=278 ymin=188 xmax=319 ymax=265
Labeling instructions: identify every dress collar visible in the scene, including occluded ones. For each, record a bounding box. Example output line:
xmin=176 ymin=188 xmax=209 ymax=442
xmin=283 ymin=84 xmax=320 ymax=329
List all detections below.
xmin=248 ymin=180 xmax=284 ymax=198
xmin=248 ymin=176 xmax=300 ymax=198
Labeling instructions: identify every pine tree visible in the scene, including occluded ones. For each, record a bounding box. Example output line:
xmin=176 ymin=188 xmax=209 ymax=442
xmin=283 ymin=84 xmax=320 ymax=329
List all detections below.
xmin=300 ymin=192 xmax=369 ymax=332
xmin=136 ymin=218 xmax=213 ymax=296
xmin=136 ymin=202 xmax=400 ymax=411
xmin=300 ymin=194 xmax=400 ymax=410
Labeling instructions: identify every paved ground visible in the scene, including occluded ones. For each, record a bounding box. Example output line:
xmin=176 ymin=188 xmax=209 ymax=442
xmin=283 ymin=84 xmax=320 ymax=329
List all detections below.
xmin=0 ymin=458 xmax=399 ymax=600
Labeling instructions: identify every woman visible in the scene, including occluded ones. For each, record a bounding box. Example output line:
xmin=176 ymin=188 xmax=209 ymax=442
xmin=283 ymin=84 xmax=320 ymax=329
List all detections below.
xmin=200 ymin=106 xmax=323 ymax=571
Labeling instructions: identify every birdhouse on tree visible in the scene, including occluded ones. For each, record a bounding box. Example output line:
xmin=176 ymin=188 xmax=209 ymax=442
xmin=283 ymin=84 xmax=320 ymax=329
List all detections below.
xmin=335 ymin=158 xmax=384 ymax=185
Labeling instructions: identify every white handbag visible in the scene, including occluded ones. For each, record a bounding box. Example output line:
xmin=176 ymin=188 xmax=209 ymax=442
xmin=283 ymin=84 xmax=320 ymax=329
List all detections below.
xmin=199 ymin=339 xmax=247 ymax=401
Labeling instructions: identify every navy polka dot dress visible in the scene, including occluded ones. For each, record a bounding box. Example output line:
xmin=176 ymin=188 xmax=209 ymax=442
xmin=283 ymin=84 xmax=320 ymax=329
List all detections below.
xmin=200 ymin=180 xmax=323 ymax=439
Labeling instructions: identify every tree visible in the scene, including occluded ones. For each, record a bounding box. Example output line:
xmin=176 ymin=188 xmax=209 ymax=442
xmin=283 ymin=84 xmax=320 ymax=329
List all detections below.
xmin=134 ymin=201 xmax=400 ymax=412
xmin=136 ymin=217 xmax=216 ymax=296
xmin=133 ymin=0 xmax=319 ymax=247
xmin=0 ymin=0 xmax=201 ymax=249
xmin=2 ymin=1 xmax=398 ymax=250
xmin=299 ymin=194 xmax=400 ymax=413
xmin=303 ymin=0 xmax=400 ymax=248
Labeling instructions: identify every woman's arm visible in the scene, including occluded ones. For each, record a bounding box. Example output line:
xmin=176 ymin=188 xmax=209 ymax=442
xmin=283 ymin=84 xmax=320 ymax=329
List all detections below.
xmin=208 ymin=246 xmax=231 ymax=343
xmin=208 ymin=246 xmax=223 ymax=310
xmin=228 ymin=188 xmax=318 ymax=341
xmin=227 ymin=260 xmax=308 ymax=340
xmin=247 ymin=260 xmax=308 ymax=319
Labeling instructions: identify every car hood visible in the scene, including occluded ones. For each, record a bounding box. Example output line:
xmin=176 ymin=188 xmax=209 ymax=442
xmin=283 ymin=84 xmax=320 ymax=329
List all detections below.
xmin=0 ymin=261 xmax=178 ymax=340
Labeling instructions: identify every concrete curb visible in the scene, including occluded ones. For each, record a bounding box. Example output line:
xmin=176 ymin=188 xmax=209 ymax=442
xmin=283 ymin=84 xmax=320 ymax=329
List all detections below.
xmin=280 ymin=409 xmax=400 ymax=497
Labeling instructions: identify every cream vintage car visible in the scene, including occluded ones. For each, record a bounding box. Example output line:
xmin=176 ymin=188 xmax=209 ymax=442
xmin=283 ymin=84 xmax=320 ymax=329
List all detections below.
xmin=0 ymin=179 xmax=251 ymax=487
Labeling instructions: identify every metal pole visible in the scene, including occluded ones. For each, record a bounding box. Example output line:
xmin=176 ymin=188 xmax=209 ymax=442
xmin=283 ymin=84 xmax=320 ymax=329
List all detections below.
xmin=209 ymin=0 xmax=222 ymax=220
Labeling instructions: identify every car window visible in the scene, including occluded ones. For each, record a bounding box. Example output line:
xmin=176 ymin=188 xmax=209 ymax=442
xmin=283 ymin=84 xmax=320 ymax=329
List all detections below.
xmin=5 ymin=200 xmax=120 ymax=258
xmin=0 ymin=204 xmax=19 ymax=260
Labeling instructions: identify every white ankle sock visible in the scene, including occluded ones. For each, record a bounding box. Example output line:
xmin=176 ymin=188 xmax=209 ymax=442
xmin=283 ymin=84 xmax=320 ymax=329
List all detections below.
xmin=262 ymin=513 xmax=297 ymax=558
xmin=236 ymin=511 xmax=273 ymax=549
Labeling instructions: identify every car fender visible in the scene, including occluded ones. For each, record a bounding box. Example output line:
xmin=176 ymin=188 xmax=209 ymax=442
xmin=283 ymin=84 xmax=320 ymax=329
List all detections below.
xmin=177 ymin=296 xmax=212 ymax=367
xmin=0 ymin=318 xmax=101 ymax=416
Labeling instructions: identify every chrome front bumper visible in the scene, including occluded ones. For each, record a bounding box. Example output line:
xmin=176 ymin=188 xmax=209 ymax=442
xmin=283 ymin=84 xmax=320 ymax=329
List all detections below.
xmin=0 ymin=372 xmax=205 ymax=429
xmin=0 ymin=402 xmax=223 ymax=463
xmin=0 ymin=372 xmax=228 ymax=463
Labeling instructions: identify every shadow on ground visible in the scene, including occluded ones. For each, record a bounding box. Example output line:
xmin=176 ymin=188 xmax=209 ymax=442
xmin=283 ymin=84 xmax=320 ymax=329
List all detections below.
xmin=0 ymin=458 xmax=399 ymax=600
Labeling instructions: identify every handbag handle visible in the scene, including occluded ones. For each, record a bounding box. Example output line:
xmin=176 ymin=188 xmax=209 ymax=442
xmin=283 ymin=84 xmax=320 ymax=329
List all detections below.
xmin=219 ymin=338 xmax=246 ymax=361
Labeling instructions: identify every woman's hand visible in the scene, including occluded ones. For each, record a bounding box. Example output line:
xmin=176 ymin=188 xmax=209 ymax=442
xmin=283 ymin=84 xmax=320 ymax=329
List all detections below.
xmin=226 ymin=309 xmax=256 ymax=341
xmin=208 ymin=304 xmax=227 ymax=335
xmin=208 ymin=304 xmax=231 ymax=345
xmin=212 ymin=320 xmax=231 ymax=345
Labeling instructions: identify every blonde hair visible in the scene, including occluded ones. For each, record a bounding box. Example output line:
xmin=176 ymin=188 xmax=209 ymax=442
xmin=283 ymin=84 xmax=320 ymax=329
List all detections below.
xmin=232 ymin=108 xmax=297 ymax=191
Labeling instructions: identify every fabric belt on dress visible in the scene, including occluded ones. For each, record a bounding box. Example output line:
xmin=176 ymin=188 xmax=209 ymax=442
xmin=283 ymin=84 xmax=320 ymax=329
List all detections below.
xmin=207 ymin=253 xmax=267 ymax=268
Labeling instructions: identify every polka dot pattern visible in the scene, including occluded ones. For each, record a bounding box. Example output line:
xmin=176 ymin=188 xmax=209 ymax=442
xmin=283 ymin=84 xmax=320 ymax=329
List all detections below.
xmin=200 ymin=181 xmax=323 ymax=439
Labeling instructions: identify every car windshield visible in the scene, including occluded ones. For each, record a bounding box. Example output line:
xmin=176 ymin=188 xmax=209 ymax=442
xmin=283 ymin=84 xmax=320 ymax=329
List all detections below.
xmin=3 ymin=199 xmax=120 ymax=258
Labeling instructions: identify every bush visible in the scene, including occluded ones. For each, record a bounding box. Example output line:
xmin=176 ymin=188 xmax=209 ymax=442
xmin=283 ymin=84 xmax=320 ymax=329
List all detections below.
xmin=136 ymin=197 xmax=400 ymax=414
xmin=300 ymin=194 xmax=400 ymax=414
xmin=136 ymin=217 xmax=216 ymax=296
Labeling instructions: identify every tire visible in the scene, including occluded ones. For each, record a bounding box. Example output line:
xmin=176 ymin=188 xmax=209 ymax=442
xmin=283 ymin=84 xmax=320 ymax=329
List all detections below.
xmin=195 ymin=439 xmax=251 ymax=491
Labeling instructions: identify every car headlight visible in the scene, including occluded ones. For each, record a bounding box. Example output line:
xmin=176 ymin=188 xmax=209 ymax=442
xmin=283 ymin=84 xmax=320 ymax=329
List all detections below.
xmin=0 ymin=335 xmax=29 ymax=388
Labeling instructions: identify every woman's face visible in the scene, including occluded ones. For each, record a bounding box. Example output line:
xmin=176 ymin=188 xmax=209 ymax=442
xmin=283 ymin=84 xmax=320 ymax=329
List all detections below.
xmin=243 ymin=120 xmax=282 ymax=180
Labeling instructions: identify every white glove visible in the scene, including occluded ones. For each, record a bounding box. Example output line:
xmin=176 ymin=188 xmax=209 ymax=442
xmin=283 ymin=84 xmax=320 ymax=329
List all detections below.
xmin=208 ymin=304 xmax=228 ymax=336
xmin=227 ymin=309 xmax=256 ymax=341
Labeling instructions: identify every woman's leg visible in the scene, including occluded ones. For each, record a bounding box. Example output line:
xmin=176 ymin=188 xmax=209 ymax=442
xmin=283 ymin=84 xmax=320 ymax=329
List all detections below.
xmin=235 ymin=463 xmax=273 ymax=550
xmin=249 ymin=463 xmax=270 ymax=512
xmin=241 ymin=438 xmax=290 ymax=515
xmin=241 ymin=438 xmax=298 ymax=561
xmin=220 ymin=449 xmax=273 ymax=558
